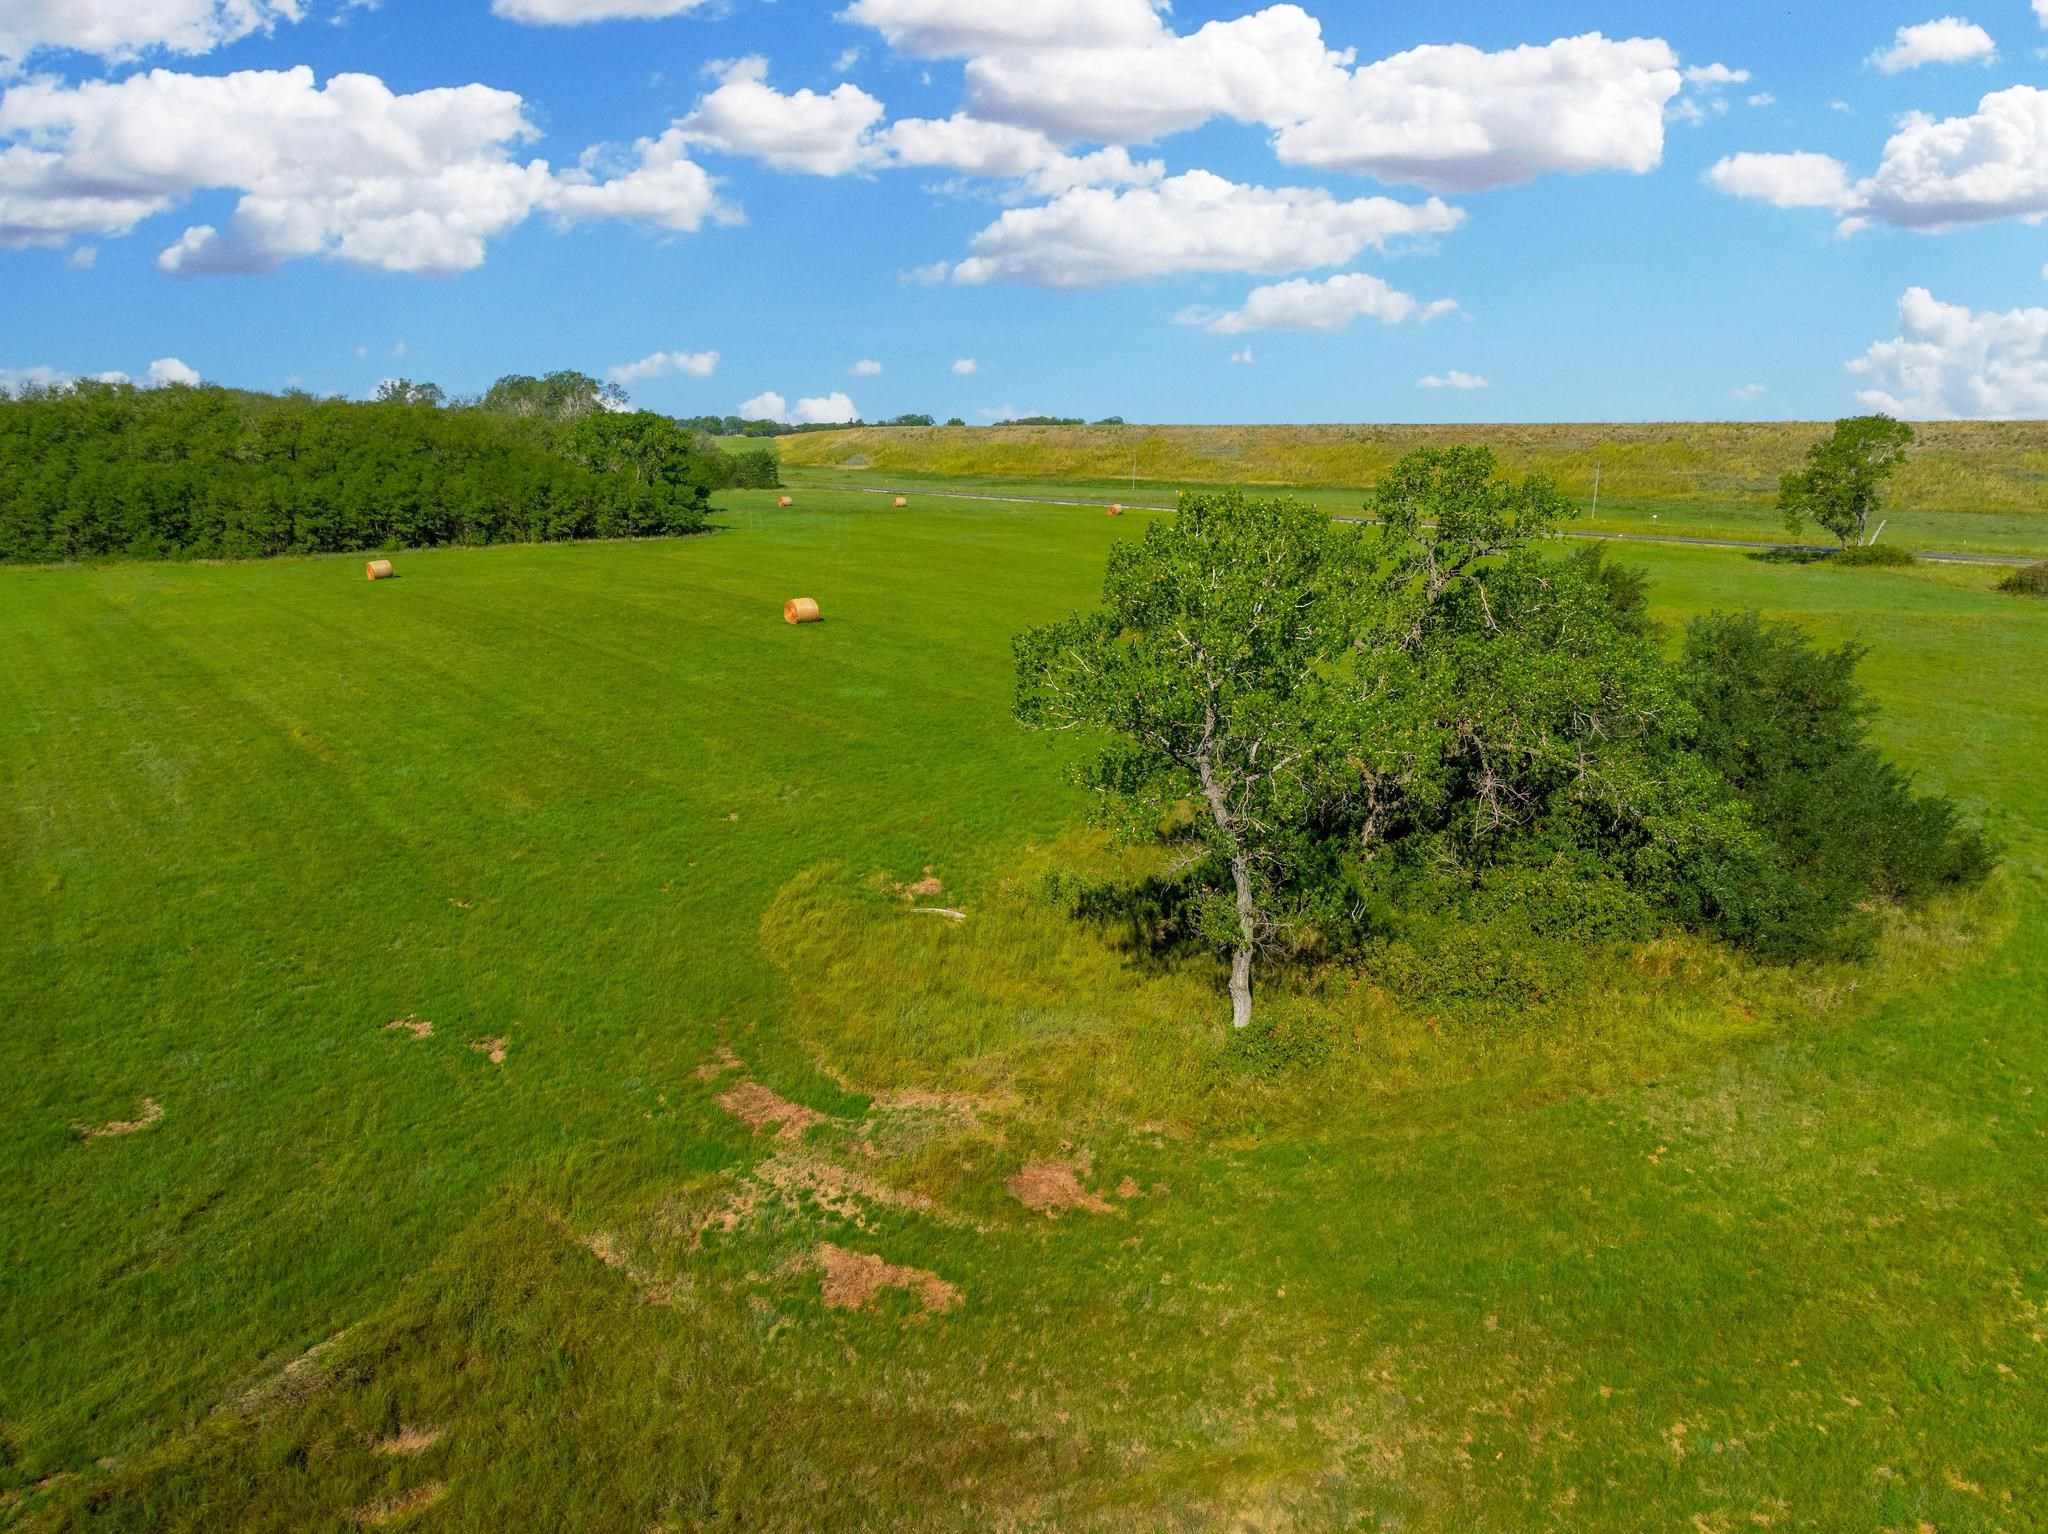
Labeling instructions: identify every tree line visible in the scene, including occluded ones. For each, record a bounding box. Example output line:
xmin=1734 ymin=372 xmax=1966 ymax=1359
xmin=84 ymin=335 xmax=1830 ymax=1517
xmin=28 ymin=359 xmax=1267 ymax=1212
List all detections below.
xmin=1017 ymin=443 xmax=1990 ymax=1029
xmin=0 ymin=370 xmax=781 ymax=565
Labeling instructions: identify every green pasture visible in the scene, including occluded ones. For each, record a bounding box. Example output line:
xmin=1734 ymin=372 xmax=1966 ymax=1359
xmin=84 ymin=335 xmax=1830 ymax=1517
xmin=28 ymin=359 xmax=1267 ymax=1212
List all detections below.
xmin=773 ymin=467 xmax=2048 ymax=561
xmin=2 ymin=488 xmax=2043 ymax=1530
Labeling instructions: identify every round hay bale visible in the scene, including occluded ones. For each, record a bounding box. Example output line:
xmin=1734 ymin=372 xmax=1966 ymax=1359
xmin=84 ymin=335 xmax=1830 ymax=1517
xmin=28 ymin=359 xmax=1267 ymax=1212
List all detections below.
xmin=893 ymin=496 xmax=909 ymax=508
xmin=1107 ymin=504 xmax=1124 ymax=518
xmin=366 ymin=559 xmax=395 ymax=581
xmin=778 ymin=496 xmax=794 ymax=508
xmin=785 ymin=598 xmax=822 ymax=626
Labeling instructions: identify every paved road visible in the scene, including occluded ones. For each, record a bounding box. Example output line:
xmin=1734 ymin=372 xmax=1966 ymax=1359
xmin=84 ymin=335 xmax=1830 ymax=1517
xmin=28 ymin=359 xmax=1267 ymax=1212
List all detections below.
xmin=820 ymin=485 xmax=2040 ymax=567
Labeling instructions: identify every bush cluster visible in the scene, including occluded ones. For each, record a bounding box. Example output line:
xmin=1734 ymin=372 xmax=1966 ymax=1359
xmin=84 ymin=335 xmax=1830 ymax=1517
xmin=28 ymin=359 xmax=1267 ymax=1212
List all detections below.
xmin=1998 ymin=561 xmax=2048 ymax=597
xmin=1832 ymin=543 xmax=1916 ymax=568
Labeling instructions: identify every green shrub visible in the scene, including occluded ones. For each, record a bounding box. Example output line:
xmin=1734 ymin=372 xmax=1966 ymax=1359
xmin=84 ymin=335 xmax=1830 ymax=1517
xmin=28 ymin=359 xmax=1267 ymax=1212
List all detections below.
xmin=1833 ymin=543 xmax=1915 ymax=568
xmin=1222 ymin=1009 xmax=1335 ymax=1075
xmin=1998 ymin=561 xmax=2048 ymax=597
xmin=1680 ymin=612 xmax=1995 ymax=957
xmin=726 ymin=449 xmax=783 ymax=490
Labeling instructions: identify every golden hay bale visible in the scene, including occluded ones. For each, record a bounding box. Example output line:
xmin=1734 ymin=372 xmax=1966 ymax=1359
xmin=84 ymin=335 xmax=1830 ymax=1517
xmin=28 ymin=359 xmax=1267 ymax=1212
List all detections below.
xmin=1107 ymin=504 xmax=1124 ymax=518
xmin=366 ymin=559 xmax=395 ymax=581
xmin=778 ymin=496 xmax=794 ymax=508
xmin=893 ymin=496 xmax=909 ymax=508
xmin=785 ymin=598 xmax=822 ymax=626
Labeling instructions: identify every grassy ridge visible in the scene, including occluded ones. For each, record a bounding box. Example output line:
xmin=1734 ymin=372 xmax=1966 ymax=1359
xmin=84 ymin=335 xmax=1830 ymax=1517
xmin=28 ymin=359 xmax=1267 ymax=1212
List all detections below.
xmin=4 ymin=492 xmax=2044 ymax=1530
xmin=778 ymin=421 xmax=2048 ymax=517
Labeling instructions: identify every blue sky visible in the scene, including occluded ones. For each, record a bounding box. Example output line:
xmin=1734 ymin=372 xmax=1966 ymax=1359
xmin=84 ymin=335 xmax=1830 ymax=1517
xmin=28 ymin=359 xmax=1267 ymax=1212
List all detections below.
xmin=3 ymin=0 xmax=2046 ymax=423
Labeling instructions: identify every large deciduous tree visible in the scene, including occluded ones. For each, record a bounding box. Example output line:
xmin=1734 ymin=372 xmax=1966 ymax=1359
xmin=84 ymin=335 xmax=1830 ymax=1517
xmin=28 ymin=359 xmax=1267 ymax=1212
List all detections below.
xmin=1779 ymin=415 xmax=1914 ymax=548
xmin=1014 ymin=493 xmax=1367 ymax=1029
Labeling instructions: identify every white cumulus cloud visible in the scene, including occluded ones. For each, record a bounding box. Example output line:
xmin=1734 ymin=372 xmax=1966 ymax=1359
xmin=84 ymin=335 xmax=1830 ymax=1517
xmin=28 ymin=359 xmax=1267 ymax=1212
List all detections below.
xmin=492 ymin=0 xmax=715 ymax=22
xmin=857 ymin=6 xmax=1686 ymax=195
xmin=1273 ymin=33 xmax=1684 ymax=192
xmin=950 ymin=357 xmax=977 ymax=374
xmin=1706 ymin=151 xmax=1856 ymax=210
xmin=851 ymin=358 xmax=883 ymax=375
xmin=1869 ymin=16 xmax=1996 ymax=74
xmin=679 ymin=57 xmax=885 ymax=176
xmin=1177 ymin=271 xmax=1448 ymax=336
xmin=837 ymin=0 xmax=1169 ymax=58
xmin=0 ymin=65 xmax=739 ymax=271
xmin=1 ymin=355 xmax=198 ymax=393
xmin=947 ymin=170 xmax=1462 ymax=289
xmin=880 ymin=114 xmax=1161 ymax=195
xmin=548 ymin=128 xmax=735 ymax=231
xmin=1710 ymin=85 xmax=2048 ymax=231
xmin=0 ymin=0 xmax=303 ymax=74
xmin=1849 ymin=286 xmax=2048 ymax=419
xmin=1418 ymin=370 xmax=1487 ymax=389
xmin=960 ymin=6 xmax=1351 ymax=147
xmin=607 ymin=349 xmax=719 ymax=385
xmin=738 ymin=388 xmax=860 ymax=424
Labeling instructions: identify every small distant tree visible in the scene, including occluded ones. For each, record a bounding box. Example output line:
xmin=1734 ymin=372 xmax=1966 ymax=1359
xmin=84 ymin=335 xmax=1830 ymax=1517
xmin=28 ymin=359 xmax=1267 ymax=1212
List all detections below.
xmin=479 ymin=370 xmax=625 ymax=422
xmin=374 ymin=379 xmax=445 ymax=407
xmin=1015 ymin=493 xmax=1367 ymax=1029
xmin=1779 ymin=415 xmax=1914 ymax=547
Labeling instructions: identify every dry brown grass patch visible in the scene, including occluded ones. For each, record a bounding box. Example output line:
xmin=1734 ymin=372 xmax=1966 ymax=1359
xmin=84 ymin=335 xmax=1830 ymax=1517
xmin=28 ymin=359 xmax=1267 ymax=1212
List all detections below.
xmin=1007 ymin=1160 xmax=1114 ymax=1216
xmin=469 ymin=1037 xmax=509 ymax=1065
xmin=693 ymin=1045 xmax=745 ymax=1081
xmin=382 ymin=1017 xmax=433 ymax=1042
xmin=74 ymin=1097 xmax=163 ymax=1140
xmin=373 ymin=1427 xmax=446 ymax=1457
xmin=350 ymin=1480 xmax=447 ymax=1526
xmin=804 ymin=1243 xmax=961 ymax=1314
xmin=718 ymin=1081 xmax=829 ymax=1141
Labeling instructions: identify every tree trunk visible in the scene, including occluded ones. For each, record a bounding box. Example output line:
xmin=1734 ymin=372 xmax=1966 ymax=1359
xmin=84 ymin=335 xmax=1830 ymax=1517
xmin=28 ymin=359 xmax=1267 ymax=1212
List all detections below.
xmin=1229 ymin=943 xmax=1254 ymax=1030
xmin=1196 ymin=703 xmax=1259 ymax=1029
xmin=1227 ymin=853 xmax=1256 ymax=1030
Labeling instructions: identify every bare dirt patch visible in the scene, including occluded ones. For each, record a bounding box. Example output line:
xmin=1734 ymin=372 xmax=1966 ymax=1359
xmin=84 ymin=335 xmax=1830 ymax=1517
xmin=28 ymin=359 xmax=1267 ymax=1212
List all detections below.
xmin=383 ymin=1017 xmax=433 ymax=1042
xmin=1007 ymin=1160 xmax=1114 ymax=1216
xmin=468 ymin=1037 xmax=509 ymax=1065
xmin=74 ymin=1098 xmax=163 ymax=1140
xmin=894 ymin=867 xmax=944 ymax=900
xmin=718 ymin=1081 xmax=828 ymax=1141
xmin=374 ymin=1427 xmax=446 ymax=1457
xmin=350 ymin=1480 xmax=448 ymax=1526
xmin=1116 ymin=1177 xmax=1143 ymax=1200
xmin=805 ymin=1243 xmax=961 ymax=1314
xmin=689 ymin=1177 xmax=766 ymax=1247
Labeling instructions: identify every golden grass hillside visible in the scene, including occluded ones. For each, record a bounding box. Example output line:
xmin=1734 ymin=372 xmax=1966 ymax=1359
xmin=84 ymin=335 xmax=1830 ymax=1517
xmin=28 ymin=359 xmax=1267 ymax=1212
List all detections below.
xmin=778 ymin=421 xmax=2048 ymax=515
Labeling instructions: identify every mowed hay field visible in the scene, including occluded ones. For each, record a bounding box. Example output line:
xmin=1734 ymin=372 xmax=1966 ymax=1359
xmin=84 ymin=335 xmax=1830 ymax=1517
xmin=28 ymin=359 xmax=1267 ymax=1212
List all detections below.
xmin=778 ymin=423 xmax=2048 ymax=555
xmin=3 ymin=490 xmax=2046 ymax=1532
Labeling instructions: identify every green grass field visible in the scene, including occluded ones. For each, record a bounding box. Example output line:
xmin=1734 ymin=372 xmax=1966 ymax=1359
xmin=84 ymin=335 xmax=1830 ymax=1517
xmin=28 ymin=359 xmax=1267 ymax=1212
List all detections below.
xmin=772 ymin=422 xmax=2048 ymax=558
xmin=4 ymin=489 xmax=2045 ymax=1531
